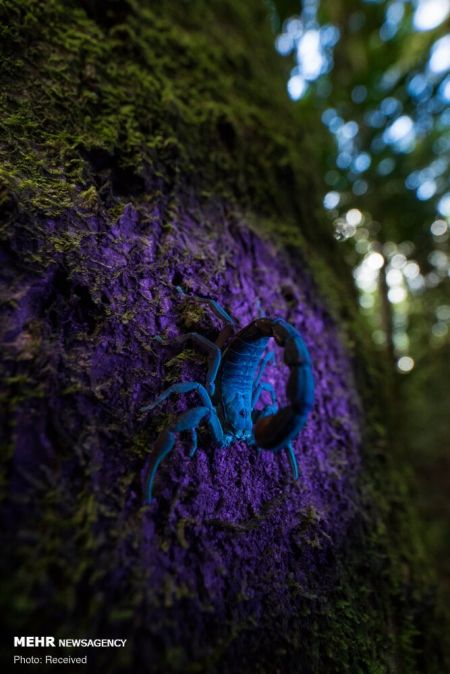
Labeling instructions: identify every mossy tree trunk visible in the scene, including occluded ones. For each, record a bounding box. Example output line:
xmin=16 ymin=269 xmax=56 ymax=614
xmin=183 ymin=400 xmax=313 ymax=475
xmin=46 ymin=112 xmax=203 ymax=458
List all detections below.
xmin=0 ymin=2 xmax=446 ymax=673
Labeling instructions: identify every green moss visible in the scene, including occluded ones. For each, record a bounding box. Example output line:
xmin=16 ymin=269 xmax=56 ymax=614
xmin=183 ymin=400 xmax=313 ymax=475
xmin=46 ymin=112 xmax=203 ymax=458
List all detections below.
xmin=0 ymin=0 xmax=315 ymax=224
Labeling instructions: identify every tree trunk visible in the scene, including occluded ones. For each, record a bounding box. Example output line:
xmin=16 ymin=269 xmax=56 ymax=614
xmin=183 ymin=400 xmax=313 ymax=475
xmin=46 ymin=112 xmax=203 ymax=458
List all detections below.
xmin=0 ymin=2 xmax=446 ymax=673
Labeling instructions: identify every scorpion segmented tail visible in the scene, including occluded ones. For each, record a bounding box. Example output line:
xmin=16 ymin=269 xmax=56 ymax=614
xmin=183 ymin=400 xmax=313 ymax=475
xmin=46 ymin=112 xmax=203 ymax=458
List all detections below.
xmin=236 ymin=318 xmax=314 ymax=452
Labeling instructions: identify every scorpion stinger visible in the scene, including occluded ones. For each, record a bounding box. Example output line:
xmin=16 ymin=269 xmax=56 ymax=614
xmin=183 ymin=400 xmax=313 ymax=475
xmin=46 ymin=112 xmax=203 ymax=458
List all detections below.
xmin=140 ymin=298 xmax=314 ymax=503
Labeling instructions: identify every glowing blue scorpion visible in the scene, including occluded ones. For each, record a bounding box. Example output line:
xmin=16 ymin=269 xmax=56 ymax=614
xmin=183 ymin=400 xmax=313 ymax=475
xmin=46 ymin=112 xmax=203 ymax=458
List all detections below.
xmin=141 ymin=290 xmax=315 ymax=503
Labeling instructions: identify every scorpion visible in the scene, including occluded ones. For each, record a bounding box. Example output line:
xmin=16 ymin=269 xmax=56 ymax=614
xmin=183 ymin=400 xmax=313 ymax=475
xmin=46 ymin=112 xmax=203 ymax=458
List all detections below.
xmin=140 ymin=288 xmax=315 ymax=503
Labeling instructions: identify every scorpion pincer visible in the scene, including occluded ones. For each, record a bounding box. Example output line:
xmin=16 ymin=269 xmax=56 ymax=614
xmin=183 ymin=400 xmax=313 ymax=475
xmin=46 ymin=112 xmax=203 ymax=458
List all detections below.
xmin=140 ymin=292 xmax=315 ymax=503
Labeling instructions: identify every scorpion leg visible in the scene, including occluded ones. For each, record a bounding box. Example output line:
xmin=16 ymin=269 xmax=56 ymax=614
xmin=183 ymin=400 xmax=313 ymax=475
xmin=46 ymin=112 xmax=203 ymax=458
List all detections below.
xmin=286 ymin=442 xmax=299 ymax=480
xmin=142 ymin=382 xmax=225 ymax=501
xmin=254 ymin=298 xmax=266 ymax=318
xmin=253 ymin=403 xmax=279 ymax=424
xmin=175 ymin=285 xmax=235 ymax=325
xmin=186 ymin=406 xmax=225 ymax=455
xmin=189 ymin=429 xmax=198 ymax=457
xmin=175 ymin=286 xmax=235 ymax=347
xmin=252 ymin=381 xmax=277 ymax=408
xmin=253 ymin=350 xmax=275 ymax=393
xmin=252 ymin=382 xmax=279 ymax=430
xmin=172 ymin=333 xmax=221 ymax=396
xmin=140 ymin=381 xmax=213 ymax=413
xmin=199 ymin=299 xmax=235 ymax=348
xmin=204 ymin=299 xmax=235 ymax=327
xmin=144 ymin=406 xmax=210 ymax=502
xmin=144 ymin=429 xmax=175 ymax=503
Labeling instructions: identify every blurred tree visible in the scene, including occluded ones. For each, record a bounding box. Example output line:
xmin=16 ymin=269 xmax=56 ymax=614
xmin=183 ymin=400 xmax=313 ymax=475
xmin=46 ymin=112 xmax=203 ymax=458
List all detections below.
xmin=272 ymin=0 xmax=450 ymax=613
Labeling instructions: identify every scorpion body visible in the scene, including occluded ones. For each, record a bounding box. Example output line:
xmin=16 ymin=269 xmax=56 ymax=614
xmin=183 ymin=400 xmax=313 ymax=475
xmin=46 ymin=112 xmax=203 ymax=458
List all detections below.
xmin=141 ymin=292 xmax=314 ymax=503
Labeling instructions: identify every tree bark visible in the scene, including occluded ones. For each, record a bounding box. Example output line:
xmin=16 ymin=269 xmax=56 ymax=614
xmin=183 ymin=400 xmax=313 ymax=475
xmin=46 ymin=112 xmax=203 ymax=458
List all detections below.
xmin=0 ymin=2 xmax=446 ymax=673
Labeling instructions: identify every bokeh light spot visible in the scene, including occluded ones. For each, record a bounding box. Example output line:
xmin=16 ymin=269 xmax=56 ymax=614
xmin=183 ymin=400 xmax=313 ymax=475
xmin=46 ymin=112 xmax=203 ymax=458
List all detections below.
xmin=404 ymin=261 xmax=420 ymax=279
xmin=437 ymin=193 xmax=450 ymax=217
xmin=353 ymin=179 xmax=368 ymax=195
xmin=366 ymin=251 xmax=384 ymax=270
xmin=413 ymin=0 xmax=450 ymax=32
xmin=417 ymin=179 xmax=437 ymax=200
xmin=397 ymin=356 xmax=414 ymax=373
xmin=388 ymin=286 xmax=407 ymax=303
xmin=431 ymin=219 xmax=448 ymax=236
xmin=288 ymin=74 xmax=307 ymax=100
xmin=352 ymin=85 xmax=367 ymax=103
xmin=429 ymin=35 xmax=450 ymax=74
xmin=346 ymin=208 xmax=363 ymax=226
xmin=391 ymin=253 xmax=407 ymax=269
xmin=386 ymin=269 xmax=403 ymax=285
xmin=383 ymin=115 xmax=416 ymax=151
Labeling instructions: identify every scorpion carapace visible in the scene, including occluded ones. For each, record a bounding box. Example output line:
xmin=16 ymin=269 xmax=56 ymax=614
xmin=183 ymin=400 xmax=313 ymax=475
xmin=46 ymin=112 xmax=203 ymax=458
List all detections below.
xmin=140 ymin=290 xmax=315 ymax=503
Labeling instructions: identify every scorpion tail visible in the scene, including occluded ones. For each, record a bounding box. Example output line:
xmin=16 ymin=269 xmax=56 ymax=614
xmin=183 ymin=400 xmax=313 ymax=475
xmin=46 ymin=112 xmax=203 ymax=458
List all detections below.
xmin=254 ymin=406 xmax=308 ymax=450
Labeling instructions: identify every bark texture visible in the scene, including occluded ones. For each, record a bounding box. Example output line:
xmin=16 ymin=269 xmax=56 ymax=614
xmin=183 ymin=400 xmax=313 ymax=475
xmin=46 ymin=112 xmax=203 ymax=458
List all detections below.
xmin=0 ymin=1 xmax=446 ymax=673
